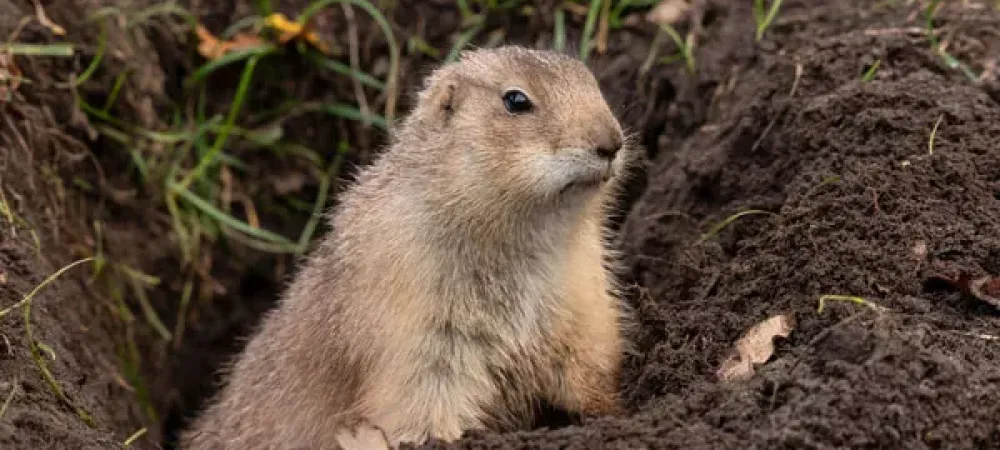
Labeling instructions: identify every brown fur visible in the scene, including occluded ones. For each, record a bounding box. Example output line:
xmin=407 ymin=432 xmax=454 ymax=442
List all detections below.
xmin=178 ymin=45 xmax=641 ymax=450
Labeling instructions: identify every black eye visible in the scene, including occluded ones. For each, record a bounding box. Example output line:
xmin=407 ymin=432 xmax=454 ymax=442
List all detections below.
xmin=502 ymin=89 xmax=533 ymax=114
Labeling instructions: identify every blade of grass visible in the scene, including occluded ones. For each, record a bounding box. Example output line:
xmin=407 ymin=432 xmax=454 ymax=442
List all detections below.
xmin=928 ymin=114 xmax=944 ymax=155
xmin=187 ymin=45 xmax=275 ymax=86
xmin=72 ymin=18 xmax=108 ymax=87
xmin=306 ymin=51 xmax=385 ymax=91
xmin=122 ymin=428 xmax=148 ymax=448
xmin=120 ymin=266 xmax=171 ymax=341
xmin=579 ymin=0 xmax=603 ymax=61
xmin=0 ymin=43 xmax=74 ymax=56
xmin=817 ymin=294 xmax=884 ymax=314
xmin=15 ymin=257 xmax=96 ymax=427
xmin=101 ymin=69 xmax=131 ymax=112
xmin=168 ymin=182 xmax=297 ymax=249
xmin=171 ymin=273 xmax=195 ymax=350
xmin=125 ymin=2 xmax=198 ymax=30
xmin=554 ymin=7 xmax=566 ymax=52
xmin=755 ymin=0 xmax=783 ymax=41
xmin=296 ymin=142 xmax=349 ymax=252
xmin=696 ymin=209 xmax=775 ymax=244
xmin=0 ymin=257 xmax=94 ymax=318
xmin=659 ymin=24 xmax=695 ymax=74
xmin=446 ymin=21 xmax=485 ymax=63
xmin=0 ymin=376 xmax=16 ymax=421
xmin=861 ymin=58 xmax=880 ymax=82
xmin=222 ymin=15 xmax=265 ymax=39
xmin=303 ymin=102 xmax=389 ymax=130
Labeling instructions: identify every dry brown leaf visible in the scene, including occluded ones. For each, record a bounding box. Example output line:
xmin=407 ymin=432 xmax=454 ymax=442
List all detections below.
xmin=717 ymin=314 xmax=795 ymax=382
xmin=195 ymin=24 xmax=265 ymax=60
xmin=264 ymin=13 xmax=331 ymax=54
xmin=969 ymin=276 xmax=1000 ymax=309
xmin=645 ymin=0 xmax=691 ymax=26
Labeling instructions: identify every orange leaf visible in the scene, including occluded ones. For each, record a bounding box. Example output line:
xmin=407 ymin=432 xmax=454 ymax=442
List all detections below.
xmin=264 ymin=13 xmax=330 ymax=54
xmin=195 ymin=24 xmax=265 ymax=60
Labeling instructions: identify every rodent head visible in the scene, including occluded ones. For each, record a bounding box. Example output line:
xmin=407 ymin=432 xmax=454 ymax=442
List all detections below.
xmin=406 ymin=46 xmax=631 ymax=209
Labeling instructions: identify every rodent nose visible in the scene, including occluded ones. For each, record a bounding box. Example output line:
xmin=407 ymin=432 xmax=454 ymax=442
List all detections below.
xmin=594 ymin=132 xmax=623 ymax=161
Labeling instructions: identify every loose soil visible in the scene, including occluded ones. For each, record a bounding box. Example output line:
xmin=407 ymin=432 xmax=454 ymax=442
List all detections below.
xmin=1 ymin=0 xmax=999 ymax=449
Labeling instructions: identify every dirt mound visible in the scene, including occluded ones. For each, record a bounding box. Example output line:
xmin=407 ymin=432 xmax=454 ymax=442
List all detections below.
xmin=427 ymin=0 xmax=1000 ymax=448
xmin=1 ymin=0 xmax=999 ymax=449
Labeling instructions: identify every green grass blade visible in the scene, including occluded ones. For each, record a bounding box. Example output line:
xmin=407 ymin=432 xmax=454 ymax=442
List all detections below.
xmin=168 ymin=182 xmax=297 ymax=248
xmin=187 ymin=45 xmax=275 ymax=85
xmin=446 ymin=22 xmax=485 ymax=63
xmin=0 ymin=43 xmax=74 ymax=57
xmin=307 ymin=51 xmax=386 ymax=91
xmin=579 ymin=0 xmax=603 ymax=61
xmin=697 ymin=209 xmax=775 ymax=244
xmin=755 ymin=0 xmax=784 ymax=41
xmin=554 ymin=7 xmax=566 ymax=52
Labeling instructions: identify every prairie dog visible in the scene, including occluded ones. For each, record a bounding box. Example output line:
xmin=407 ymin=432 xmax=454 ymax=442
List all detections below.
xmin=179 ymin=45 xmax=638 ymax=450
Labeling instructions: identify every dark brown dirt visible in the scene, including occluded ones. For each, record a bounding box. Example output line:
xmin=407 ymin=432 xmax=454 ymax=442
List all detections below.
xmin=2 ymin=0 xmax=999 ymax=449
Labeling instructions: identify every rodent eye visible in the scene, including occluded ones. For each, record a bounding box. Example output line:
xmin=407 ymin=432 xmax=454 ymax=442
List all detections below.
xmin=502 ymin=89 xmax=533 ymax=115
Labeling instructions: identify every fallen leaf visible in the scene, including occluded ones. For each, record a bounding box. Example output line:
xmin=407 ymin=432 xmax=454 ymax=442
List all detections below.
xmin=0 ymin=270 xmax=6 ymax=284
xmin=195 ymin=25 xmax=265 ymax=60
xmin=926 ymin=262 xmax=977 ymax=296
xmin=717 ymin=314 xmax=795 ymax=382
xmin=645 ymin=0 xmax=691 ymax=26
xmin=264 ymin=13 xmax=331 ymax=54
xmin=925 ymin=261 xmax=999 ymax=309
xmin=969 ymin=276 xmax=1000 ymax=309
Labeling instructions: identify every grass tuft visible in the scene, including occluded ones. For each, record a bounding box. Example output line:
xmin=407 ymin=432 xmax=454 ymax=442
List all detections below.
xmin=924 ymin=0 xmax=979 ymax=81
xmin=579 ymin=0 xmax=603 ymax=62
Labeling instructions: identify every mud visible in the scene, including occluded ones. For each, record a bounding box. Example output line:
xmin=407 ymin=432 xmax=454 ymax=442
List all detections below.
xmin=1 ymin=0 xmax=999 ymax=449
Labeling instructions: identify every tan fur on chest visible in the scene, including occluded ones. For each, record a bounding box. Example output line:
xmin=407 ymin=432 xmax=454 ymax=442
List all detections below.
xmin=350 ymin=207 xmax=620 ymax=445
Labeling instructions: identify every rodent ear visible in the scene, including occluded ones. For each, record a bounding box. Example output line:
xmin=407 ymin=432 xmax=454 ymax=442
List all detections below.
xmin=422 ymin=72 xmax=464 ymax=123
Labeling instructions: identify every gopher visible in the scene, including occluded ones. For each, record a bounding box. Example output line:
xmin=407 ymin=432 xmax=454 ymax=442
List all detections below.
xmin=180 ymin=45 xmax=639 ymax=449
